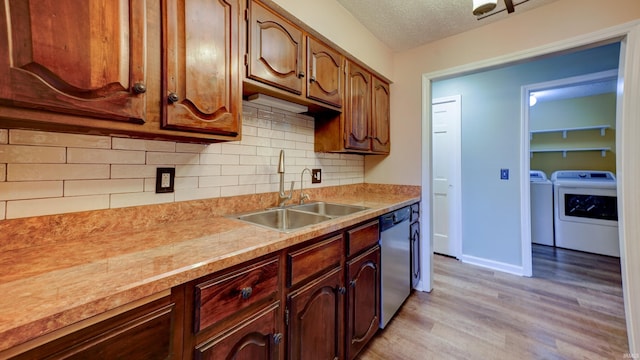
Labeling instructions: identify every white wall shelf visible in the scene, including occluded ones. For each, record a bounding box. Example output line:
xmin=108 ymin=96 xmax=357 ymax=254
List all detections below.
xmin=530 ymin=147 xmax=611 ymax=158
xmin=529 ymin=125 xmax=611 ymax=140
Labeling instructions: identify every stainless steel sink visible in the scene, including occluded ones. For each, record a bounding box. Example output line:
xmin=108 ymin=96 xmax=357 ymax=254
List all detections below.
xmin=235 ymin=208 xmax=332 ymax=232
xmin=291 ymin=202 xmax=368 ymax=217
xmin=231 ymin=202 xmax=368 ymax=232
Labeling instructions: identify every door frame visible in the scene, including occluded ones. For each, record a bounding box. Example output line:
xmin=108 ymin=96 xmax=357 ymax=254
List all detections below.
xmin=520 ymin=69 xmax=620 ymax=277
xmin=421 ymin=20 xmax=640 ymax=352
xmin=431 ymin=95 xmax=462 ymax=259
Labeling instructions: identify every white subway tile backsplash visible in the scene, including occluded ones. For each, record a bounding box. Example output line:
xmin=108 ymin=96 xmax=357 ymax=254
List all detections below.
xmin=111 ymin=164 xmax=160 ymax=179
xmin=112 ymin=137 xmax=176 ymax=152
xmin=10 ymin=129 xmax=111 ymax=149
xmin=67 ymin=148 xmax=145 ymax=164
xmin=64 ymin=179 xmax=144 ymax=196
xmin=110 ymin=192 xmax=174 ymax=208
xmin=0 ymin=104 xmax=364 ymax=219
xmin=146 ymin=152 xmax=199 ymax=165
xmin=175 ymin=186 xmax=221 ymax=202
xmin=0 ymin=145 xmax=65 ymax=163
xmin=0 ymin=181 xmax=63 ymax=200
xmin=6 ymin=195 xmax=110 ymax=219
xmin=8 ymin=164 xmax=110 ymax=181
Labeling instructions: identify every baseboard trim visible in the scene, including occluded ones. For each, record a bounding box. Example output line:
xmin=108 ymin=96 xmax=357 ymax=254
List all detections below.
xmin=460 ymin=254 xmax=525 ymax=276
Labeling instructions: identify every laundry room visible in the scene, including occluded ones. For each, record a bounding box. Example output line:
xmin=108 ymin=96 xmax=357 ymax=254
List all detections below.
xmin=528 ymin=68 xmax=619 ymax=257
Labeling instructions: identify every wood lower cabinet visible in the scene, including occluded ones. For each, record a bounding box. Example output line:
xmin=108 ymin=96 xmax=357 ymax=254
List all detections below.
xmin=410 ymin=202 xmax=421 ymax=289
xmin=287 ymin=267 xmax=345 ymax=360
xmin=162 ymin=0 xmax=241 ymax=136
xmin=195 ymin=303 xmax=283 ymax=360
xmin=9 ymin=293 xmax=179 ymax=360
xmin=0 ymin=0 xmax=147 ymax=123
xmin=346 ymin=246 xmax=380 ymax=360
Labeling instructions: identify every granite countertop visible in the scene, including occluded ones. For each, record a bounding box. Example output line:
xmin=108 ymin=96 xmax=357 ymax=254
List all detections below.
xmin=0 ymin=184 xmax=420 ymax=353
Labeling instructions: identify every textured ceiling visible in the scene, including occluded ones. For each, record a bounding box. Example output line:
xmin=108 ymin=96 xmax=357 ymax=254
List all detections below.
xmin=336 ymin=0 xmax=559 ymax=52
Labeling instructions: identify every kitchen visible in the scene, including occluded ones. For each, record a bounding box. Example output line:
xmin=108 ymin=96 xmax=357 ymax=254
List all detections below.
xmin=1 ymin=0 xmax=640 ymax=358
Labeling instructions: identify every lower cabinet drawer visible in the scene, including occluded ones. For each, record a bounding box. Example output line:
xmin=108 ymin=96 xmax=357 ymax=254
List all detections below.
xmin=288 ymin=234 xmax=343 ymax=288
xmin=346 ymin=220 xmax=379 ymax=257
xmin=194 ymin=256 xmax=279 ymax=333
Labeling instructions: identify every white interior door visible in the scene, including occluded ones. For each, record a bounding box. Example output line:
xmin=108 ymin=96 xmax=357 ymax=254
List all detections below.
xmin=432 ymin=95 xmax=461 ymax=258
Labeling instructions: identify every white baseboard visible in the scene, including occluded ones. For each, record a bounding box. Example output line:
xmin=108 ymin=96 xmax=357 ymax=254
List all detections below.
xmin=460 ymin=254 xmax=525 ymax=276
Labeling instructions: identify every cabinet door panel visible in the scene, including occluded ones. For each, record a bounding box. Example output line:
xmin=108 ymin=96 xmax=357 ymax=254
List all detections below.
xmin=344 ymin=62 xmax=371 ymax=151
xmin=248 ymin=1 xmax=303 ymax=95
xmin=307 ymin=37 xmax=342 ymax=108
xmin=162 ymin=0 xmax=240 ymax=135
xmin=195 ymin=304 xmax=282 ymax=360
xmin=288 ymin=267 xmax=344 ymax=360
xmin=0 ymin=0 xmax=146 ymax=123
xmin=346 ymin=246 xmax=380 ymax=360
xmin=371 ymin=78 xmax=390 ymax=153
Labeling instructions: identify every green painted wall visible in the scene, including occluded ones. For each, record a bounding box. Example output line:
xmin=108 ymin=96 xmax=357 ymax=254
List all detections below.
xmin=530 ymin=93 xmax=616 ymax=176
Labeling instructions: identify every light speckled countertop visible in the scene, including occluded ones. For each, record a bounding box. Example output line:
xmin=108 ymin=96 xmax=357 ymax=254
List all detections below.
xmin=0 ymin=184 xmax=420 ymax=353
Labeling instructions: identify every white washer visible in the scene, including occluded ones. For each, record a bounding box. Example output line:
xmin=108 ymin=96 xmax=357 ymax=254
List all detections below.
xmin=530 ymin=170 xmax=554 ymax=246
xmin=551 ymin=170 xmax=619 ymax=257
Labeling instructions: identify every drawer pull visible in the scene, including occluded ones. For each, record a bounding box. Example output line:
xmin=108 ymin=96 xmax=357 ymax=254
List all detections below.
xmin=273 ymin=332 xmax=283 ymax=345
xmin=240 ymin=287 xmax=253 ymax=300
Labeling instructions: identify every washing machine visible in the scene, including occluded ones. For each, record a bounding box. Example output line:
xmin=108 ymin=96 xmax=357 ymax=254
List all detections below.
xmin=530 ymin=170 xmax=554 ymax=246
xmin=551 ymin=170 xmax=619 ymax=257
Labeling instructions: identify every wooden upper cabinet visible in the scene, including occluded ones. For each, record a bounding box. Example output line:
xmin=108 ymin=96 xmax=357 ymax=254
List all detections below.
xmin=307 ymin=37 xmax=342 ymax=108
xmin=0 ymin=0 xmax=146 ymax=123
xmin=371 ymin=77 xmax=390 ymax=153
xmin=247 ymin=0 xmax=304 ymax=95
xmin=162 ymin=0 xmax=241 ymax=136
xmin=345 ymin=61 xmax=372 ymax=151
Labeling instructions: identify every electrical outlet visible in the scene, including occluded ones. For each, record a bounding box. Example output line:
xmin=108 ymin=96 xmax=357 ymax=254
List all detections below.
xmin=312 ymin=169 xmax=322 ymax=183
xmin=500 ymin=168 xmax=509 ymax=180
xmin=156 ymin=167 xmax=175 ymax=193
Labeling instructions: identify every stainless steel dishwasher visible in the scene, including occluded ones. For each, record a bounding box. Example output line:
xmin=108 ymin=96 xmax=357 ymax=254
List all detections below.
xmin=379 ymin=206 xmax=411 ymax=328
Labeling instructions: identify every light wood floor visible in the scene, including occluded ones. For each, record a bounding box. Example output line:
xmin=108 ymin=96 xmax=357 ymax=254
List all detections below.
xmin=358 ymin=245 xmax=628 ymax=360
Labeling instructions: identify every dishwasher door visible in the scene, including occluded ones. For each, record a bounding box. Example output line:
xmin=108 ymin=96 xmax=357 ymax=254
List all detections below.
xmin=379 ymin=207 xmax=411 ymax=328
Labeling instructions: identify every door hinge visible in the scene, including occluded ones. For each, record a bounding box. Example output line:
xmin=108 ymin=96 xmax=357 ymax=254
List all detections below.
xmin=285 ymin=308 xmax=289 ymax=326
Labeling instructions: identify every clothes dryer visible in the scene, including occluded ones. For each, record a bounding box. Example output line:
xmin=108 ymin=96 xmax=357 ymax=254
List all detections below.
xmin=551 ymin=170 xmax=618 ymax=257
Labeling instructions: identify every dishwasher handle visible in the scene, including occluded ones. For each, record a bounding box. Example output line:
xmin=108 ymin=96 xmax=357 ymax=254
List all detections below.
xmin=380 ymin=206 xmax=410 ymax=231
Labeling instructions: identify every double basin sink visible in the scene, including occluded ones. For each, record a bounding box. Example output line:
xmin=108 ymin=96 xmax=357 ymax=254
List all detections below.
xmin=231 ymin=202 xmax=369 ymax=232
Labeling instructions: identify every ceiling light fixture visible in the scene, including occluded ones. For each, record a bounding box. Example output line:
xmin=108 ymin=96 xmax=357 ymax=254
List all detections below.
xmin=472 ymin=0 xmax=498 ymax=16
xmin=246 ymin=94 xmax=308 ymax=114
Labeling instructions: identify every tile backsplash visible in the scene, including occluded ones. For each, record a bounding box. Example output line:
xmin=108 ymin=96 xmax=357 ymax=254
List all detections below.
xmin=0 ymin=102 xmax=364 ymax=220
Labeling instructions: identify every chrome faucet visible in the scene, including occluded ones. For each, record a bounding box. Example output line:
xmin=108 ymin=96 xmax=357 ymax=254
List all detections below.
xmin=299 ymin=168 xmax=312 ymax=204
xmin=278 ymin=150 xmax=294 ymax=207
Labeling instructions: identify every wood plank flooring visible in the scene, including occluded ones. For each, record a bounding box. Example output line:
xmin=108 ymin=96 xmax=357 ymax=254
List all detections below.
xmin=358 ymin=245 xmax=628 ymax=359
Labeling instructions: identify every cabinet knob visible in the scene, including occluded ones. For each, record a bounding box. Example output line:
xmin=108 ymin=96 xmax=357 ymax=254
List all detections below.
xmin=168 ymin=92 xmax=179 ymax=104
xmin=349 ymin=280 xmax=356 ymax=288
xmin=273 ymin=333 xmax=283 ymax=345
xmin=298 ymin=71 xmax=305 ymax=78
xmin=337 ymin=286 xmax=346 ymax=295
xmin=132 ymin=82 xmax=146 ymax=94
xmin=309 ymin=76 xmax=316 ymax=83
xmin=240 ymin=287 xmax=253 ymax=300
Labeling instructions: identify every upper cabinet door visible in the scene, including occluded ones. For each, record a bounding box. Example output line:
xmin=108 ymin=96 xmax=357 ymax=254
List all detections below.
xmin=344 ymin=61 xmax=371 ymax=151
xmin=307 ymin=37 xmax=342 ymax=108
xmin=162 ymin=0 xmax=241 ymax=136
xmin=247 ymin=0 xmax=304 ymax=95
xmin=371 ymin=77 xmax=390 ymax=153
xmin=0 ymin=0 xmax=146 ymax=123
